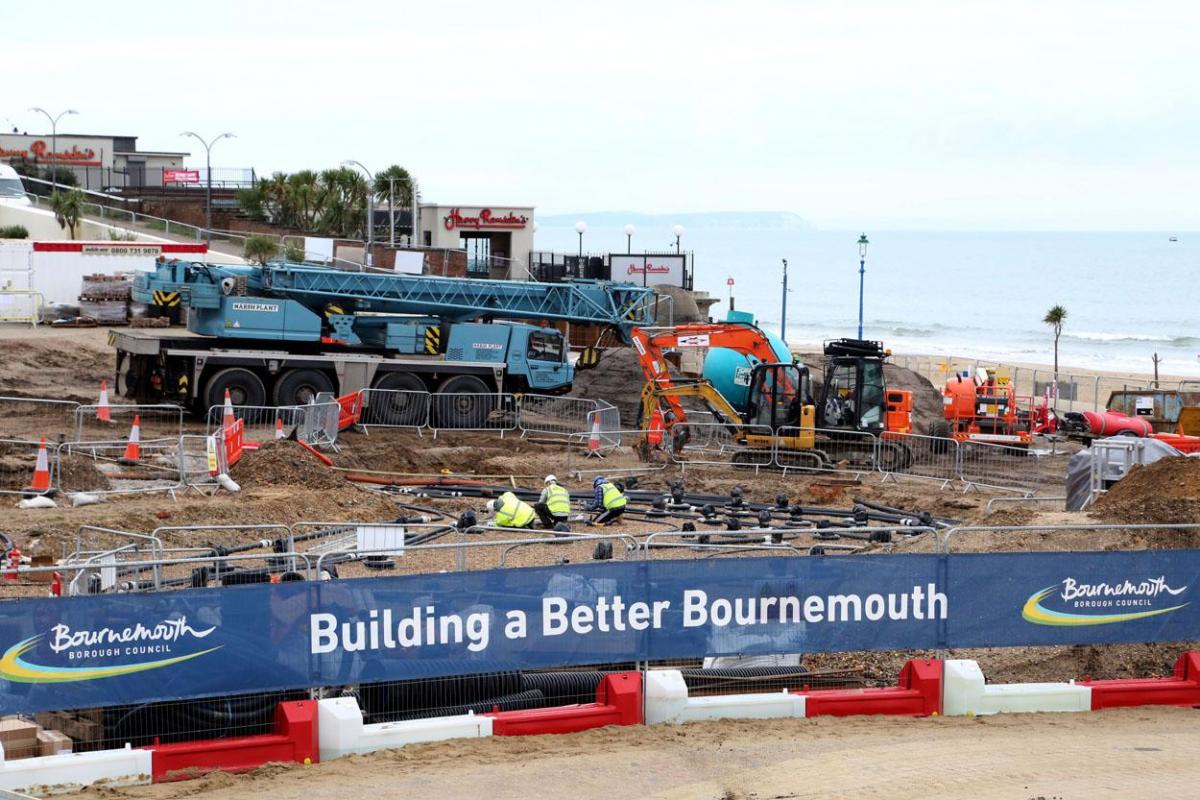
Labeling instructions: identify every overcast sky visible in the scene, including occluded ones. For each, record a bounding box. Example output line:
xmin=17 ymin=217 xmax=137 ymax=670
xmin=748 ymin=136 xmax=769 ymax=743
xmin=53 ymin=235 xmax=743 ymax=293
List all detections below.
xmin=8 ymin=0 xmax=1198 ymax=230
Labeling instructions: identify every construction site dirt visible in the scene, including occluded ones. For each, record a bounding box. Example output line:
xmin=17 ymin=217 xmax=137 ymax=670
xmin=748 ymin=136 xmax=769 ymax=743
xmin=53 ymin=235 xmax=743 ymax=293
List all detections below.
xmin=2 ymin=324 xmax=1198 ymax=762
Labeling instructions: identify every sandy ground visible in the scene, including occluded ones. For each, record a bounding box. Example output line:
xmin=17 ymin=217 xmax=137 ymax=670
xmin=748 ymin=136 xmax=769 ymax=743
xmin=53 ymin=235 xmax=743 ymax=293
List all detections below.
xmin=58 ymin=708 xmax=1200 ymax=800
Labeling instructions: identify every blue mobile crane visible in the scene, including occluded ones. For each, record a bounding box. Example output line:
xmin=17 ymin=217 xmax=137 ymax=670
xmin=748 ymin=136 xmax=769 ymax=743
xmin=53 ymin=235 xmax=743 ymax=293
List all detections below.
xmin=111 ymin=259 xmax=656 ymax=423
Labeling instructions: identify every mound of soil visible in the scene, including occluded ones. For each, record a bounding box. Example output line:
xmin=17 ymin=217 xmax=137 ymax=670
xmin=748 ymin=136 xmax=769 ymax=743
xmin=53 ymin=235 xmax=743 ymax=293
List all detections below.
xmin=1097 ymin=456 xmax=1200 ymax=505
xmin=231 ymin=441 xmax=345 ymax=489
xmin=57 ymin=455 xmax=111 ymax=493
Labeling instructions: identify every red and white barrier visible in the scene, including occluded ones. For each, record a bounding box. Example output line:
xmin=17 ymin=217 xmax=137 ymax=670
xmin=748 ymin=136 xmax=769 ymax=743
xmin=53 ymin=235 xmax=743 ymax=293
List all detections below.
xmin=1083 ymin=651 xmax=1200 ymax=710
xmin=942 ymin=660 xmax=1091 ymax=716
xmin=646 ymin=660 xmax=942 ymax=724
xmin=0 ymin=745 xmax=151 ymax=793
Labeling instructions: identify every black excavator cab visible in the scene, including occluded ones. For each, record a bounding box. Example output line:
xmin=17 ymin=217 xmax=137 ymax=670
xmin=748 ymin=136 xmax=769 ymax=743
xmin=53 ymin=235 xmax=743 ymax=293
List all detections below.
xmin=816 ymin=338 xmax=889 ymax=433
xmin=744 ymin=362 xmax=812 ymax=431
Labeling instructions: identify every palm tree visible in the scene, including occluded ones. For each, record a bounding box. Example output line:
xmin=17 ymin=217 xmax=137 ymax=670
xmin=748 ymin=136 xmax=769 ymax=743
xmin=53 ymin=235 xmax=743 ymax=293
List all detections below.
xmin=50 ymin=189 xmax=85 ymax=239
xmin=375 ymin=165 xmax=415 ymax=209
xmin=1043 ymin=305 xmax=1067 ymax=379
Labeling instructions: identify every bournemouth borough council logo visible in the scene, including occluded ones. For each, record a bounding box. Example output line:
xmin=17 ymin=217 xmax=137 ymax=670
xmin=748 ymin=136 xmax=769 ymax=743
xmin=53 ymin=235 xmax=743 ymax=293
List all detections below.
xmin=0 ymin=617 xmax=221 ymax=684
xmin=1022 ymin=576 xmax=1189 ymax=627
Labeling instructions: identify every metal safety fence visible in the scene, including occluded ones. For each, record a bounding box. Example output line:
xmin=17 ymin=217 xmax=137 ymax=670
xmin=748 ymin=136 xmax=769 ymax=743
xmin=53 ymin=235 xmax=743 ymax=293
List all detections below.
xmin=773 ymin=426 xmax=881 ymax=478
xmin=359 ymin=388 xmax=431 ymax=430
xmin=0 ymin=395 xmax=81 ymax=441
xmin=74 ymin=404 xmax=184 ymax=442
xmin=205 ymin=403 xmax=308 ymax=443
xmin=670 ymin=422 xmax=775 ymax=472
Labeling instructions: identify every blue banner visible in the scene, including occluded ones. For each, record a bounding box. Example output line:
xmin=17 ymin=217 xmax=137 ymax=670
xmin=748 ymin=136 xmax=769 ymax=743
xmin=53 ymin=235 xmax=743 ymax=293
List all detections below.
xmin=0 ymin=550 xmax=1197 ymax=714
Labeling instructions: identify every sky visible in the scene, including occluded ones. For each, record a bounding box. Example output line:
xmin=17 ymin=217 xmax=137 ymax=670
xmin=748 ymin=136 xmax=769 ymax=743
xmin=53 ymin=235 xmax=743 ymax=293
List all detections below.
xmin=6 ymin=0 xmax=1199 ymax=230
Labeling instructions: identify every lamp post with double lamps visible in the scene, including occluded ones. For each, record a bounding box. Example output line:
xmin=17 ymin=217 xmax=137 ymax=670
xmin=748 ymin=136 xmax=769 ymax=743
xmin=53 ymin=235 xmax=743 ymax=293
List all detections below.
xmin=30 ymin=107 xmax=78 ymax=194
xmin=181 ymin=131 xmax=235 ymax=235
xmin=342 ymin=160 xmax=375 ymax=267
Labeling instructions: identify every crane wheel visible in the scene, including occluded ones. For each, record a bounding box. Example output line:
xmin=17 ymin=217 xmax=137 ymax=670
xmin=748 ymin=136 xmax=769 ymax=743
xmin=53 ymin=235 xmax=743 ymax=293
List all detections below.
xmin=433 ymin=375 xmax=494 ymax=429
xmin=204 ymin=368 xmax=266 ymax=411
xmin=272 ymin=369 xmax=335 ymax=407
xmin=367 ymin=372 xmax=428 ymax=426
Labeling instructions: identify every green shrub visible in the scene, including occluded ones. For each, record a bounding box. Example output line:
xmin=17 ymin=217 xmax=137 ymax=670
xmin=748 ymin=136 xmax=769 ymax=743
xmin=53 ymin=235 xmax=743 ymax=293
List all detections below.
xmin=243 ymin=234 xmax=279 ymax=265
xmin=0 ymin=225 xmax=29 ymax=239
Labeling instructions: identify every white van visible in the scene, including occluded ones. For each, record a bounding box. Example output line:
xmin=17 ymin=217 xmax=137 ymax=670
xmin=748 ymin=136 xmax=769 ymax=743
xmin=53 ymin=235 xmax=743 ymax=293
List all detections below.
xmin=0 ymin=165 xmax=32 ymax=207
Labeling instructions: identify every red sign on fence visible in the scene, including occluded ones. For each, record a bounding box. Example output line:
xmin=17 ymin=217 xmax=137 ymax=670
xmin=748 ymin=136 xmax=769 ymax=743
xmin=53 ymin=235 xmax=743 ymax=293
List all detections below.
xmin=163 ymin=169 xmax=200 ymax=184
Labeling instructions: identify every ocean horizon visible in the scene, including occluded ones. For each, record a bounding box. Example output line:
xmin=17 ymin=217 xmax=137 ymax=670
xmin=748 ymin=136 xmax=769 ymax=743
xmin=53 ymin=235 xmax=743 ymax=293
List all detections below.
xmin=532 ymin=225 xmax=1200 ymax=378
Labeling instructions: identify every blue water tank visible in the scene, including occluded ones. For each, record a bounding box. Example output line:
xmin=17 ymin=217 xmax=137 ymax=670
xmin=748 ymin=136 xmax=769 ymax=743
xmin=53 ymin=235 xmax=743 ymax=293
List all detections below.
xmin=701 ymin=313 xmax=792 ymax=413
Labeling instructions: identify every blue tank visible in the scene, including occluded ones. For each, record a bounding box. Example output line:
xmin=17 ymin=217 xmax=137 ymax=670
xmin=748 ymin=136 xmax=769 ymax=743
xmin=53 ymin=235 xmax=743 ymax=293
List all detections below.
xmin=701 ymin=311 xmax=793 ymax=412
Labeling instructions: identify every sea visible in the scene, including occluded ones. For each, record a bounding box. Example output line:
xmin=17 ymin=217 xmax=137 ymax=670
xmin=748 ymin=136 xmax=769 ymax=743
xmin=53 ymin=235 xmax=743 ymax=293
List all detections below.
xmin=532 ymin=226 xmax=1200 ymax=378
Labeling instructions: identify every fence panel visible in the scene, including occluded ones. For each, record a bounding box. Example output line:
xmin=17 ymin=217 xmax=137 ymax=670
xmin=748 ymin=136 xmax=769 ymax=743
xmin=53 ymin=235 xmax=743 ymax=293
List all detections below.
xmin=670 ymin=423 xmax=775 ymax=471
xmin=56 ymin=437 xmax=186 ymax=496
xmin=565 ymin=428 xmax=667 ymax=477
xmin=428 ymin=392 xmax=517 ymax=434
xmin=206 ymin=403 xmax=307 ymax=443
xmin=74 ymin=404 xmax=184 ymax=442
xmin=0 ymin=396 xmax=80 ymax=440
xmin=773 ymin=426 xmax=880 ymax=477
xmin=305 ymin=397 xmax=341 ymax=446
xmin=359 ymin=388 xmax=431 ymax=430
xmin=517 ymin=394 xmax=602 ymax=437
xmin=957 ymin=440 xmax=1042 ymax=494
xmin=877 ymin=432 xmax=960 ymax=487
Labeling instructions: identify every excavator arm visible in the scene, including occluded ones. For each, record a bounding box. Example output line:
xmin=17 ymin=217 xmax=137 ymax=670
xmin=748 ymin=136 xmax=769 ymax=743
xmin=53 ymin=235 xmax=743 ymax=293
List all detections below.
xmin=630 ymin=322 xmax=793 ymax=429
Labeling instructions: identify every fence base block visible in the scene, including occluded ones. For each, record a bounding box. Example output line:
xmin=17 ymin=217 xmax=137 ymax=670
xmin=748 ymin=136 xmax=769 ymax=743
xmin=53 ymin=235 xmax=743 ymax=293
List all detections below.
xmin=148 ymin=700 xmax=317 ymax=782
xmin=488 ymin=672 xmax=642 ymax=735
xmin=800 ymin=659 xmax=943 ymax=718
xmin=1084 ymin=651 xmax=1200 ymax=710
xmin=0 ymin=746 xmax=151 ymax=794
xmin=318 ymin=697 xmax=492 ymax=760
xmin=645 ymin=670 xmax=806 ymax=725
xmin=943 ymin=660 xmax=1091 ymax=716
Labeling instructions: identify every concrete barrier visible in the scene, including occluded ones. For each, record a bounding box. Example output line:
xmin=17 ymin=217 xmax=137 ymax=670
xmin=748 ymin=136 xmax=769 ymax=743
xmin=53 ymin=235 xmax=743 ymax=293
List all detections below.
xmin=0 ymin=745 xmax=151 ymax=794
xmin=487 ymin=672 xmax=642 ymax=735
xmin=943 ymin=660 xmax=1091 ymax=716
xmin=799 ymin=659 xmax=943 ymax=717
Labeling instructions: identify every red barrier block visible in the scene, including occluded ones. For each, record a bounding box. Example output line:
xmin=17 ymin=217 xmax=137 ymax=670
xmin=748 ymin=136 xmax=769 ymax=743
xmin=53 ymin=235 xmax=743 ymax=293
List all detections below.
xmin=487 ymin=671 xmax=642 ymax=736
xmin=148 ymin=700 xmax=318 ymax=782
xmin=336 ymin=392 xmax=363 ymax=431
xmin=799 ymin=659 xmax=942 ymax=718
xmin=1084 ymin=651 xmax=1200 ymax=710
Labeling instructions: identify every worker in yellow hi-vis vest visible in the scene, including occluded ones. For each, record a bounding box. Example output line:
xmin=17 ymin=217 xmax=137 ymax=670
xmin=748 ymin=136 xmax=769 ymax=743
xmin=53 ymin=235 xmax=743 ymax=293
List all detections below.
xmin=589 ymin=476 xmax=627 ymax=526
xmin=487 ymin=491 xmax=536 ymax=528
xmin=535 ymin=474 xmax=572 ymax=528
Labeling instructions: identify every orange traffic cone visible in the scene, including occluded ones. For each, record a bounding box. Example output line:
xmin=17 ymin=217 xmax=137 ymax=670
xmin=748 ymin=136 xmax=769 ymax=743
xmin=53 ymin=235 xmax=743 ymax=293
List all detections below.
xmin=97 ymin=381 xmax=112 ymax=422
xmin=119 ymin=415 xmax=142 ymax=464
xmin=275 ymin=417 xmax=285 ymax=439
xmin=222 ymin=389 xmax=235 ymax=432
xmin=587 ymin=416 xmax=604 ymax=459
xmin=24 ymin=437 xmax=52 ymax=496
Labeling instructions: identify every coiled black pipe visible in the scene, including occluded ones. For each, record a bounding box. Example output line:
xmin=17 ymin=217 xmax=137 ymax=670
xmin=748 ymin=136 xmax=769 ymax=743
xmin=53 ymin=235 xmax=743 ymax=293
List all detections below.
xmin=520 ymin=670 xmax=607 ymax=705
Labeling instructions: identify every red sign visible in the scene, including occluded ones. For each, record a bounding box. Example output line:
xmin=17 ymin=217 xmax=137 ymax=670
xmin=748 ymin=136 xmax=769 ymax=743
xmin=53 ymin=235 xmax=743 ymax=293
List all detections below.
xmin=29 ymin=140 xmax=100 ymax=166
xmin=626 ymin=263 xmax=671 ymax=276
xmin=442 ymin=207 xmax=529 ymax=231
xmin=164 ymin=169 xmax=200 ymax=184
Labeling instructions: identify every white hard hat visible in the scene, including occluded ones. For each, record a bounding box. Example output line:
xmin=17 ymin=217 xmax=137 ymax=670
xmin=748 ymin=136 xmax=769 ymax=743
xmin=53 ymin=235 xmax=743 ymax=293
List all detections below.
xmin=486 ymin=499 xmax=497 ymax=513
xmin=544 ymin=474 xmax=558 ymax=484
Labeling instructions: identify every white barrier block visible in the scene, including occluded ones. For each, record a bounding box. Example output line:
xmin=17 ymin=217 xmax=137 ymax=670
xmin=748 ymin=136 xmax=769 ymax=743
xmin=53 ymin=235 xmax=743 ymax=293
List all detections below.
xmin=319 ymin=696 xmax=492 ymax=760
xmin=944 ymin=660 xmax=1092 ymax=716
xmin=645 ymin=669 xmax=806 ymax=725
xmin=319 ymin=696 xmax=365 ymax=761
xmin=0 ymin=745 xmax=151 ymax=794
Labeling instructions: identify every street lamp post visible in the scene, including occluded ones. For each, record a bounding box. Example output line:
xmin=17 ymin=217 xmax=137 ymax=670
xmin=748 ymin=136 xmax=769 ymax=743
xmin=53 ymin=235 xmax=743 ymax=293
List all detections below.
xmin=856 ymin=233 xmax=869 ymax=340
xmin=672 ymin=224 xmax=684 ymax=254
xmin=780 ymin=258 xmax=788 ymax=344
xmin=342 ymin=160 xmax=375 ymax=267
xmin=181 ymin=131 xmax=235 ymax=235
xmin=624 ymin=223 xmax=635 ymax=254
xmin=575 ymin=220 xmax=587 ymax=259
xmin=29 ymin=107 xmax=78 ymax=194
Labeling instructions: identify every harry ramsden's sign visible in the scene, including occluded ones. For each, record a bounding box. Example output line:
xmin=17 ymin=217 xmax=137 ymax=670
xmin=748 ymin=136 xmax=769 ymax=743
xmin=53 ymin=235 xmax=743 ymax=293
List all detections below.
xmin=0 ymin=140 xmax=100 ymax=166
xmin=443 ymin=208 xmax=529 ymax=231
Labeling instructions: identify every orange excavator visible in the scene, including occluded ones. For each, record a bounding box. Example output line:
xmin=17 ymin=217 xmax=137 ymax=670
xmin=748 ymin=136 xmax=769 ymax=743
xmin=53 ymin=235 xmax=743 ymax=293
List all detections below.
xmin=631 ymin=323 xmax=914 ymax=470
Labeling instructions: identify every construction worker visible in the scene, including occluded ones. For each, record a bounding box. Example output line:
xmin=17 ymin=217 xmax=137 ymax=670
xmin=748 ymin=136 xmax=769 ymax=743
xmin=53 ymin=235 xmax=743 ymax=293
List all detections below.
xmin=486 ymin=491 xmax=536 ymax=529
xmin=535 ymin=475 xmax=572 ymax=528
xmin=589 ymin=476 xmax=627 ymax=526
